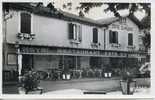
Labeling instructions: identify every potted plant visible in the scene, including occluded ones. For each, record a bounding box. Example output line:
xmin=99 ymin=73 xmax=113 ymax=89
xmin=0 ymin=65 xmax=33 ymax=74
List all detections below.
xmin=120 ymin=70 xmax=136 ymax=95
xmin=62 ymin=66 xmax=71 ymax=80
xmin=104 ymin=65 xmax=112 ymax=78
xmin=18 ymin=70 xmax=41 ymax=94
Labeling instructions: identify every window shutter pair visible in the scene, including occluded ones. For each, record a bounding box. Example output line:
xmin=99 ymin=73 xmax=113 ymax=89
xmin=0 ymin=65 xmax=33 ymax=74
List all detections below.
xmin=109 ymin=30 xmax=118 ymax=44
xmin=68 ymin=23 xmax=82 ymax=42
xmin=93 ymin=28 xmax=98 ymax=43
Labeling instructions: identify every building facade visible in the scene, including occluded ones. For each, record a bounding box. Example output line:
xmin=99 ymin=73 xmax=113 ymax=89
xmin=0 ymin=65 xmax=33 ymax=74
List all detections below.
xmin=2 ymin=3 xmax=147 ymax=82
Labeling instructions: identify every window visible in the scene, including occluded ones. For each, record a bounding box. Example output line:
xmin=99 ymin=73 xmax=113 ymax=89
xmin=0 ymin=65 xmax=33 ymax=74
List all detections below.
xmin=7 ymin=54 xmax=17 ymax=65
xmin=128 ymin=33 xmax=133 ymax=46
xmin=109 ymin=30 xmax=118 ymax=44
xmin=20 ymin=12 xmax=31 ymax=34
xmin=68 ymin=23 xmax=82 ymax=42
xmin=120 ymin=17 xmax=126 ymax=24
xmin=93 ymin=28 xmax=98 ymax=43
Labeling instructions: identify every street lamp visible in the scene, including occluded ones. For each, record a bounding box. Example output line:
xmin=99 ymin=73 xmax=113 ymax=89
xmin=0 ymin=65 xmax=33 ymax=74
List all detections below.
xmin=15 ymin=41 xmax=23 ymax=82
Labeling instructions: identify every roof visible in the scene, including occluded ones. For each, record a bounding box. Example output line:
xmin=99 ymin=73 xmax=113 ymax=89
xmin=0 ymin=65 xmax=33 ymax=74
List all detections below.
xmin=3 ymin=3 xmax=102 ymax=27
xmin=3 ymin=3 xmax=143 ymax=28
xmin=96 ymin=14 xmax=142 ymax=28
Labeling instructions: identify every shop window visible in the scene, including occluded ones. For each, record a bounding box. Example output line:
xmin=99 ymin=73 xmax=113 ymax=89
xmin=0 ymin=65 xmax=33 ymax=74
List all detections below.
xmin=92 ymin=28 xmax=98 ymax=43
xmin=68 ymin=23 xmax=82 ymax=42
xmin=128 ymin=33 xmax=133 ymax=46
xmin=20 ymin=12 xmax=31 ymax=34
xmin=7 ymin=54 xmax=17 ymax=65
xmin=109 ymin=30 xmax=118 ymax=44
xmin=90 ymin=57 xmax=101 ymax=69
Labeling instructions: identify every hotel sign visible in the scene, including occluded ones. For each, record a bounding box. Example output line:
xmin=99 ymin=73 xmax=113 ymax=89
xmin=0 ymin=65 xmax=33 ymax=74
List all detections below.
xmin=111 ymin=24 xmax=133 ymax=31
xmin=19 ymin=46 xmax=145 ymax=58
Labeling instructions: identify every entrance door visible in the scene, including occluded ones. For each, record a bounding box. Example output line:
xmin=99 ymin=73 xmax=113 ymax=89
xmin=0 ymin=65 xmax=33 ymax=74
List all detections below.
xmin=22 ymin=55 xmax=33 ymax=74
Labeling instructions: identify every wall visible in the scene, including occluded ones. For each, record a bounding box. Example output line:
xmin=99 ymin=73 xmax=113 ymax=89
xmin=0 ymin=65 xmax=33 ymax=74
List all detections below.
xmin=6 ymin=10 xmax=105 ymax=50
xmin=5 ymin=10 xmax=140 ymax=52
xmin=105 ymin=18 xmax=140 ymax=51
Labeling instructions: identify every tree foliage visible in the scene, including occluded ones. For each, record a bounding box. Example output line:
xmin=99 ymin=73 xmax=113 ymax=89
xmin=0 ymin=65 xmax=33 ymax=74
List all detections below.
xmin=77 ymin=3 xmax=150 ymax=18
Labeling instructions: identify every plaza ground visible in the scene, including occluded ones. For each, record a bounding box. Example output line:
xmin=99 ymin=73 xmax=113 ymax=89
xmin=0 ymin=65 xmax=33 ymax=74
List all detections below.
xmin=3 ymin=77 xmax=150 ymax=94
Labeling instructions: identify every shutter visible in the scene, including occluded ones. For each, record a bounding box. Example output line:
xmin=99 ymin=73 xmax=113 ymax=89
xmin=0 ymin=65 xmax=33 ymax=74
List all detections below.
xmin=116 ymin=32 xmax=118 ymax=43
xmin=128 ymin=33 xmax=133 ymax=45
xmin=93 ymin=28 xmax=98 ymax=43
xmin=21 ymin=13 xmax=31 ymax=33
xmin=68 ymin=23 xmax=74 ymax=39
xmin=78 ymin=25 xmax=82 ymax=42
xmin=109 ymin=30 xmax=112 ymax=43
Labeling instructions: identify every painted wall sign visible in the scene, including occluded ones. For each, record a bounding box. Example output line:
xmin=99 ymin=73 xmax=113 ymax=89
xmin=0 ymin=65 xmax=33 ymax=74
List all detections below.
xmin=19 ymin=46 xmax=145 ymax=58
xmin=111 ymin=24 xmax=133 ymax=31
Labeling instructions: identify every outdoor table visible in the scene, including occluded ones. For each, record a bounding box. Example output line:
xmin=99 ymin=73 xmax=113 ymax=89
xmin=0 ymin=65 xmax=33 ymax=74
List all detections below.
xmin=71 ymin=69 xmax=83 ymax=79
xmin=96 ymin=69 xmax=102 ymax=78
xmin=45 ymin=68 xmax=53 ymax=80
xmin=54 ymin=70 xmax=62 ymax=80
xmin=75 ymin=70 xmax=83 ymax=78
xmin=86 ymin=69 xmax=94 ymax=78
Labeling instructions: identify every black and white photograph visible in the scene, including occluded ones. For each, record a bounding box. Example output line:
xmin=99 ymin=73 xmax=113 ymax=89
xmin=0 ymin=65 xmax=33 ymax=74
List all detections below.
xmin=2 ymin=1 xmax=151 ymax=95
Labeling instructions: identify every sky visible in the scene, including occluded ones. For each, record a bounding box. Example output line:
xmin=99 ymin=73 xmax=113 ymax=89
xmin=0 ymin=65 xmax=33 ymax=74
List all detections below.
xmin=43 ymin=1 xmax=146 ymax=20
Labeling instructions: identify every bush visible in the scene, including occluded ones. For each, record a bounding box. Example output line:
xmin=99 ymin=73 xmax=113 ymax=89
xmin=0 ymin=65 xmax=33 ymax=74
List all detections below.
xmin=20 ymin=70 xmax=40 ymax=92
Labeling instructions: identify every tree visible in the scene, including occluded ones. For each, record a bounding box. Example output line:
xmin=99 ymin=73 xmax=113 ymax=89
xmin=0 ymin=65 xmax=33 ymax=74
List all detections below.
xmin=77 ymin=3 xmax=150 ymax=18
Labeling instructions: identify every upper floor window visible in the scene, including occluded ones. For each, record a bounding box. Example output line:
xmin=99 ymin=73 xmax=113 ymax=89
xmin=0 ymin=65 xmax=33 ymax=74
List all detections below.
xmin=20 ymin=12 xmax=31 ymax=34
xmin=128 ymin=33 xmax=133 ymax=46
xmin=92 ymin=28 xmax=98 ymax=43
xmin=120 ymin=17 xmax=126 ymax=24
xmin=109 ymin=30 xmax=118 ymax=44
xmin=68 ymin=23 xmax=82 ymax=42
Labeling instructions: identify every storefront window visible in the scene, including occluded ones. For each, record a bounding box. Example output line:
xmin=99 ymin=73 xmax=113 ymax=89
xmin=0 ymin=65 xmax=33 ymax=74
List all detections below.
xmin=90 ymin=57 xmax=101 ymax=69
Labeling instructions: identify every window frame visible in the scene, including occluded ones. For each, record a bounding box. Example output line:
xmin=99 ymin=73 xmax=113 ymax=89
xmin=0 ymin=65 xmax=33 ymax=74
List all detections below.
xmin=109 ymin=30 xmax=118 ymax=44
xmin=68 ymin=22 xmax=82 ymax=42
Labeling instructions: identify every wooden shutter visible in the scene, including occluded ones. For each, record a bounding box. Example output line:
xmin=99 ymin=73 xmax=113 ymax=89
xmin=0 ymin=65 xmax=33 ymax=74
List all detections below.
xmin=21 ymin=13 xmax=31 ymax=33
xmin=68 ymin=23 xmax=74 ymax=39
xmin=78 ymin=25 xmax=82 ymax=42
xmin=93 ymin=28 xmax=98 ymax=43
xmin=109 ymin=30 xmax=113 ymax=43
xmin=128 ymin=33 xmax=133 ymax=45
xmin=115 ymin=31 xmax=118 ymax=43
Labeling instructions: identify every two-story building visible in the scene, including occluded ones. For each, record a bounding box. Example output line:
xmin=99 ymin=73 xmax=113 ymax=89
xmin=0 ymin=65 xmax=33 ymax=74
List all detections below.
xmin=2 ymin=3 xmax=147 ymax=82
